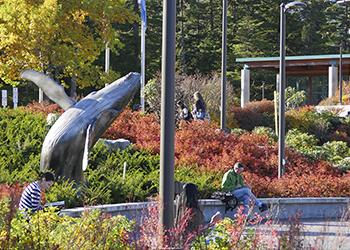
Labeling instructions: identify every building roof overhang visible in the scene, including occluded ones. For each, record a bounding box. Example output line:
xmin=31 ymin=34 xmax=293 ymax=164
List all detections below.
xmin=236 ymin=54 xmax=350 ymax=76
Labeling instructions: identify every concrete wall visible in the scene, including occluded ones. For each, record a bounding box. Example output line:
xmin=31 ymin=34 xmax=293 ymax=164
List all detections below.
xmin=60 ymin=197 xmax=350 ymax=223
xmin=241 ymin=68 xmax=250 ymax=107
xmin=328 ymin=65 xmax=338 ymax=98
xmin=315 ymin=105 xmax=350 ymax=117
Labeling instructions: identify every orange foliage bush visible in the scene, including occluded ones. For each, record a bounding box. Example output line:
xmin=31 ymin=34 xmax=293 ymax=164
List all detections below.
xmin=24 ymin=101 xmax=63 ymax=115
xmin=0 ymin=183 xmax=24 ymax=207
xmin=104 ymin=109 xmax=161 ymax=153
xmin=231 ymin=100 xmax=275 ymax=130
xmin=106 ymin=110 xmax=341 ymax=176
xmin=26 ymin=106 xmax=350 ymax=197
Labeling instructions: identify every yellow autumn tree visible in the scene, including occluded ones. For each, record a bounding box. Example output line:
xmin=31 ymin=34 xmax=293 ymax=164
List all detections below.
xmin=0 ymin=0 xmax=135 ymax=88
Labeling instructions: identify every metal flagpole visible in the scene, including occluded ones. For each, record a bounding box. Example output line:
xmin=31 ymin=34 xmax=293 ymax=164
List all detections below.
xmin=220 ymin=0 xmax=227 ymax=131
xmin=139 ymin=0 xmax=147 ymax=112
xmin=141 ymin=20 xmax=146 ymax=112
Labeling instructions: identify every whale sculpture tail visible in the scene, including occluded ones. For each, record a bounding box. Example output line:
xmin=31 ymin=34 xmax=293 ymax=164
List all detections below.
xmin=20 ymin=70 xmax=76 ymax=110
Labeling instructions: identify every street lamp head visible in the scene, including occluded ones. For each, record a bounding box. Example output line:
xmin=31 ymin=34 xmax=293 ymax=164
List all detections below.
xmin=284 ymin=1 xmax=307 ymax=12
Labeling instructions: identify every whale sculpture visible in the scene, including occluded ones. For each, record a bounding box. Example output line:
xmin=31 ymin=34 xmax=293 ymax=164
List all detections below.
xmin=21 ymin=70 xmax=140 ymax=181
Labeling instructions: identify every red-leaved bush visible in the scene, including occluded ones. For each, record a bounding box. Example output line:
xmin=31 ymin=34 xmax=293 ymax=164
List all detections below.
xmin=0 ymin=183 xmax=23 ymax=206
xmin=102 ymin=109 xmax=350 ymax=197
xmin=231 ymin=100 xmax=275 ymax=131
xmin=24 ymin=101 xmax=63 ymax=115
xmin=104 ymin=109 xmax=160 ymax=153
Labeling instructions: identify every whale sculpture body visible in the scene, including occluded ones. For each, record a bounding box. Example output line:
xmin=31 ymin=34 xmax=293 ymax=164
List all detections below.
xmin=21 ymin=70 xmax=140 ymax=181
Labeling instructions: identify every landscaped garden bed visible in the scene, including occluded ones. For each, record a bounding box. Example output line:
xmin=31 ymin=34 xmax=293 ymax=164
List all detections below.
xmin=1 ymin=101 xmax=349 ymax=208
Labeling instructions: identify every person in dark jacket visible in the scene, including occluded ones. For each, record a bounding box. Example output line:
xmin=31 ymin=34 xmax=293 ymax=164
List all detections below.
xmin=177 ymin=100 xmax=193 ymax=121
xmin=192 ymin=92 xmax=207 ymax=120
xmin=174 ymin=183 xmax=221 ymax=237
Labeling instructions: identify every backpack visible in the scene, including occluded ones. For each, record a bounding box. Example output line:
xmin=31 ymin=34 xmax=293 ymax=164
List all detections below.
xmin=211 ymin=191 xmax=239 ymax=212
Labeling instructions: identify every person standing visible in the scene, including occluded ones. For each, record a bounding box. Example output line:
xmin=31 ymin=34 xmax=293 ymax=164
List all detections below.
xmin=19 ymin=172 xmax=55 ymax=213
xmin=221 ymin=162 xmax=267 ymax=215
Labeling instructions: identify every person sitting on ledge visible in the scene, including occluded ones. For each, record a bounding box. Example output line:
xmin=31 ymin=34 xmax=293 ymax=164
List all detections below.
xmin=174 ymin=183 xmax=221 ymax=236
xmin=19 ymin=172 xmax=55 ymax=213
xmin=221 ymin=162 xmax=268 ymax=215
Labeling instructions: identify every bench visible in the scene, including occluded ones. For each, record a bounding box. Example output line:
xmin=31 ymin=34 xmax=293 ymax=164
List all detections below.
xmin=211 ymin=191 xmax=239 ymax=212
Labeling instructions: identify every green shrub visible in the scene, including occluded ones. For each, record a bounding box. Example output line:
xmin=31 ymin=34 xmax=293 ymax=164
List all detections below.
xmin=322 ymin=141 xmax=350 ymax=164
xmin=286 ymin=129 xmax=324 ymax=160
xmin=335 ymin=157 xmax=350 ymax=172
xmin=81 ymin=144 xmax=161 ymax=204
xmin=230 ymin=128 xmax=247 ymax=136
xmin=0 ymin=108 xmax=46 ymax=183
xmin=46 ymin=180 xmax=81 ymax=208
xmin=252 ymin=126 xmax=277 ymax=143
xmin=6 ymin=208 xmax=134 ymax=249
xmin=174 ymin=166 xmax=221 ymax=198
xmin=285 ymin=86 xmax=306 ymax=110
xmin=286 ymin=107 xmax=342 ymax=143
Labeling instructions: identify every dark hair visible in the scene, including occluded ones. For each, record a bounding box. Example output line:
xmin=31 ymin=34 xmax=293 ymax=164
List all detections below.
xmin=183 ymin=183 xmax=200 ymax=209
xmin=40 ymin=172 xmax=55 ymax=182
xmin=177 ymin=100 xmax=186 ymax=109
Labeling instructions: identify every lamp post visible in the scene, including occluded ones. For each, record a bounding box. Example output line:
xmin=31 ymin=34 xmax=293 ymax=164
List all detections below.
xmin=220 ymin=0 xmax=227 ymax=131
xmin=278 ymin=1 xmax=306 ymax=179
xmin=160 ymin=0 xmax=176 ymax=235
xmin=337 ymin=0 xmax=350 ymax=105
xmin=339 ymin=43 xmax=343 ymax=105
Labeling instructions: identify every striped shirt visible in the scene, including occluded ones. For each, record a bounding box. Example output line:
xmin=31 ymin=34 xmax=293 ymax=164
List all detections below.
xmin=19 ymin=182 xmax=42 ymax=212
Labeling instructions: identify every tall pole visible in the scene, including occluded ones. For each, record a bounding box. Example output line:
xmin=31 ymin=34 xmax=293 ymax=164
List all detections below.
xmin=140 ymin=18 xmax=146 ymax=112
xmin=278 ymin=3 xmax=286 ymax=179
xmin=220 ymin=0 xmax=227 ymax=131
xmin=339 ymin=43 xmax=343 ymax=105
xmin=159 ymin=0 xmax=176 ymax=235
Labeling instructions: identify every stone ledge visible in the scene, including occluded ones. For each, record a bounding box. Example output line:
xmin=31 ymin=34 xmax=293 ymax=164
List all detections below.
xmin=60 ymin=197 xmax=350 ymax=222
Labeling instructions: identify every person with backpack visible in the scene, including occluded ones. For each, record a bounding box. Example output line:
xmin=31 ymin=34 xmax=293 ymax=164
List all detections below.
xmin=221 ymin=162 xmax=268 ymax=215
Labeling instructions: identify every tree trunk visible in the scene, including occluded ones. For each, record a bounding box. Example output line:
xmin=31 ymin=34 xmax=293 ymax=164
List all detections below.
xmin=70 ymin=76 xmax=77 ymax=99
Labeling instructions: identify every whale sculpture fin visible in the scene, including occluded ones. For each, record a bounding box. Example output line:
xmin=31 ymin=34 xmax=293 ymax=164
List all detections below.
xmin=20 ymin=69 xmax=76 ymax=110
xmin=82 ymin=124 xmax=92 ymax=171
xmin=89 ymin=108 xmax=121 ymax=147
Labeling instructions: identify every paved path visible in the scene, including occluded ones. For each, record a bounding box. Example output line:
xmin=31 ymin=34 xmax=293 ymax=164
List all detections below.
xmin=264 ymin=219 xmax=350 ymax=249
xmin=298 ymin=220 xmax=349 ymax=249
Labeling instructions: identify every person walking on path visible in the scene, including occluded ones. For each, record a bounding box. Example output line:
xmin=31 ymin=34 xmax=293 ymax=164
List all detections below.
xmin=221 ymin=162 xmax=268 ymax=215
xmin=19 ymin=172 xmax=55 ymax=213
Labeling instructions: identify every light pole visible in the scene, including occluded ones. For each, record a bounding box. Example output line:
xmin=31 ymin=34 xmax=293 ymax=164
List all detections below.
xmin=339 ymin=43 xmax=343 ymax=105
xmin=337 ymin=0 xmax=350 ymax=105
xmin=278 ymin=1 xmax=306 ymax=179
xmin=160 ymin=0 xmax=176 ymax=235
xmin=220 ymin=0 xmax=227 ymax=131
